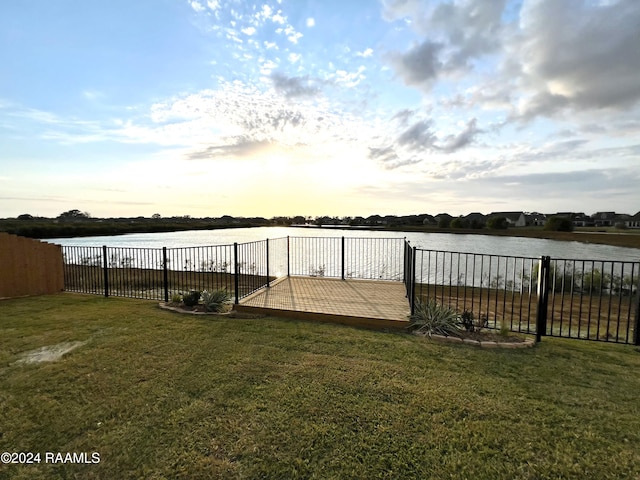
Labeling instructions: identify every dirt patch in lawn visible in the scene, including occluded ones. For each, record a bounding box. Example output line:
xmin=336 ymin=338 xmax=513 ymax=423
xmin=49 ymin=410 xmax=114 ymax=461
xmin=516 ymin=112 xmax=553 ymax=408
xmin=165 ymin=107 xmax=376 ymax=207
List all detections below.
xmin=15 ymin=341 xmax=87 ymax=364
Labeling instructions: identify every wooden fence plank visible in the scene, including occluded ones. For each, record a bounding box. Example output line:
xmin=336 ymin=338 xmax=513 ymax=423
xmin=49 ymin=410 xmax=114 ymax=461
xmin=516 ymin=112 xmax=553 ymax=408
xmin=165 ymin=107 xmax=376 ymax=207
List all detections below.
xmin=0 ymin=232 xmax=64 ymax=298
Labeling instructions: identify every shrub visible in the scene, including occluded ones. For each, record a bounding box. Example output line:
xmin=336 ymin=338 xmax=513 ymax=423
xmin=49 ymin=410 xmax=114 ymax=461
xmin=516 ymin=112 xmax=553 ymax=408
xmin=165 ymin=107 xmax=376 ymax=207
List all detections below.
xmin=201 ymin=289 xmax=232 ymax=312
xmin=409 ymin=299 xmax=461 ymax=337
xmin=183 ymin=290 xmax=201 ymax=307
xmin=461 ymin=310 xmax=489 ymax=332
xmin=171 ymin=292 xmax=182 ymax=304
xmin=487 ymin=216 xmax=508 ymax=230
xmin=544 ymin=216 xmax=573 ymax=232
xmin=450 ymin=217 xmax=467 ymax=229
xmin=438 ymin=217 xmax=451 ymax=228
xmin=460 ymin=310 xmax=475 ymax=332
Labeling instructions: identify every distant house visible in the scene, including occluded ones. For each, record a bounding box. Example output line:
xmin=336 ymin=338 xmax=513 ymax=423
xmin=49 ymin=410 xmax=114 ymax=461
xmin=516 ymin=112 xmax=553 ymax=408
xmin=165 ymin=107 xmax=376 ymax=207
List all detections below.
xmin=525 ymin=212 xmax=547 ymax=226
xmin=464 ymin=212 xmax=486 ymax=228
xmin=366 ymin=215 xmax=383 ymax=225
xmin=489 ymin=211 xmax=526 ymax=227
xmin=626 ymin=211 xmax=640 ymax=229
xmin=555 ymin=212 xmax=592 ymax=227
xmin=434 ymin=213 xmax=453 ymax=227
xmin=382 ymin=215 xmax=401 ymax=226
xmin=591 ymin=212 xmax=617 ymax=227
xmin=421 ymin=214 xmax=437 ymax=226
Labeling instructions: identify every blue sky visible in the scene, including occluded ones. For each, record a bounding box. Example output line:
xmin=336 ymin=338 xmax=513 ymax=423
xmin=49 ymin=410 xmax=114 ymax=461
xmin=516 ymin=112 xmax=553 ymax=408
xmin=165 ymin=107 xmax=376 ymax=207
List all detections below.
xmin=1 ymin=0 xmax=639 ymax=218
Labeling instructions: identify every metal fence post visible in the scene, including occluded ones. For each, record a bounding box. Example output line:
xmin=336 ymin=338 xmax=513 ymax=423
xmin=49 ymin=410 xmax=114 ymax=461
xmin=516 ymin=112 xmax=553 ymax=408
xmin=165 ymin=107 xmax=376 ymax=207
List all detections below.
xmin=341 ymin=236 xmax=345 ymax=280
xmin=634 ymin=274 xmax=640 ymax=346
xmin=536 ymin=256 xmax=551 ymax=342
xmin=287 ymin=236 xmax=290 ymax=277
xmin=234 ymin=242 xmax=239 ymax=304
xmin=162 ymin=247 xmax=169 ymax=302
xmin=102 ymin=245 xmax=109 ymax=298
xmin=266 ymin=238 xmax=270 ymax=288
xmin=410 ymin=246 xmax=417 ymax=316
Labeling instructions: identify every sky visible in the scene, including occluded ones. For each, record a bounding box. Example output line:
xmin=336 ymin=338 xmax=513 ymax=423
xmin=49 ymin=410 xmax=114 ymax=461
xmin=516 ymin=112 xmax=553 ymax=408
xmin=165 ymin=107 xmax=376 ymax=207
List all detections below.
xmin=1 ymin=0 xmax=639 ymax=219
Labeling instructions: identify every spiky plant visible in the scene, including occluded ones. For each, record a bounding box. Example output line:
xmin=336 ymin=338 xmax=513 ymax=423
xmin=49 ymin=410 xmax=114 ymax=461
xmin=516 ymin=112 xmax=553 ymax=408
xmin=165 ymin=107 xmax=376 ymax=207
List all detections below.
xmin=201 ymin=289 xmax=232 ymax=312
xmin=409 ymin=299 xmax=461 ymax=337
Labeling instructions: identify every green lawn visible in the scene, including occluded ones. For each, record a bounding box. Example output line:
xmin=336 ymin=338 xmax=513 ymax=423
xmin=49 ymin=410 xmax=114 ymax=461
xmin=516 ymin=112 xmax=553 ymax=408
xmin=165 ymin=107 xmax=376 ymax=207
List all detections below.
xmin=1 ymin=294 xmax=639 ymax=479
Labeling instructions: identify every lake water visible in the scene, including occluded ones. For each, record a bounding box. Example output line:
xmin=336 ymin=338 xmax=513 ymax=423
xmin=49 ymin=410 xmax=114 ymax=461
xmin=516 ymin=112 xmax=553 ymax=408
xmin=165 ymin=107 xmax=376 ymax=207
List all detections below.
xmin=48 ymin=226 xmax=640 ymax=262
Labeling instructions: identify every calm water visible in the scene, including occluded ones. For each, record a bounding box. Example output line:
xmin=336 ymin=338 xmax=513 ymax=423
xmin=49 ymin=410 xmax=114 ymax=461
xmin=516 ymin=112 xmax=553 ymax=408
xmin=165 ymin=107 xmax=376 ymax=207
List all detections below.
xmin=48 ymin=226 xmax=640 ymax=262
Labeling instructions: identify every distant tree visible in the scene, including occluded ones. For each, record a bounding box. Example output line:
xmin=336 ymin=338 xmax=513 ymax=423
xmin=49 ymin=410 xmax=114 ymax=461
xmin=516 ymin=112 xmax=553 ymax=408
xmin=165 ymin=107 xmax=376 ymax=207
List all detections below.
xmin=438 ymin=217 xmax=451 ymax=228
xmin=544 ymin=216 xmax=573 ymax=232
xmin=152 ymin=213 xmax=161 ymax=219
xmin=17 ymin=214 xmax=34 ymax=220
xmin=450 ymin=217 xmax=467 ymax=229
xmin=58 ymin=209 xmax=91 ymax=220
xmin=487 ymin=216 xmax=508 ymax=230
xmin=468 ymin=219 xmax=485 ymax=229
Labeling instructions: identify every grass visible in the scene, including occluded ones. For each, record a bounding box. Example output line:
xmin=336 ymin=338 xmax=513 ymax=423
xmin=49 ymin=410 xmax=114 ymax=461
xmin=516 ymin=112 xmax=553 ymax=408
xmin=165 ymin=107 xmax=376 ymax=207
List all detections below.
xmin=1 ymin=294 xmax=640 ymax=479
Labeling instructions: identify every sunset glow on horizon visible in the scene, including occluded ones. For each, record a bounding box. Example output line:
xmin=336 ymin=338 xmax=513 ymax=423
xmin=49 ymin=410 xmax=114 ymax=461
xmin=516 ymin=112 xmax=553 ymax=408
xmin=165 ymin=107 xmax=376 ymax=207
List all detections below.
xmin=1 ymin=0 xmax=639 ymax=218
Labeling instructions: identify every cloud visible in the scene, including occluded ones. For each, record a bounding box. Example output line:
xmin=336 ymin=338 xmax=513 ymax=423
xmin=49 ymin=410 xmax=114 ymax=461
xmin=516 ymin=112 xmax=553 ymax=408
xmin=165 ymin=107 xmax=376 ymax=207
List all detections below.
xmin=241 ymin=26 xmax=256 ymax=35
xmin=384 ymin=0 xmax=507 ymax=88
xmin=437 ymin=118 xmax=480 ymax=153
xmin=388 ymin=40 xmax=443 ymax=89
xmin=272 ymin=13 xmax=286 ymax=24
xmin=368 ymin=146 xmax=398 ymax=164
xmin=391 ymin=109 xmax=415 ymax=127
xmin=367 ymin=115 xmax=483 ymax=170
xmin=383 ymin=0 xmax=640 ymax=125
xmin=187 ymin=136 xmax=272 ymax=159
xmin=356 ymin=48 xmax=373 ymax=58
xmin=287 ymin=53 xmax=301 ymax=64
xmin=333 ymin=66 xmax=366 ymax=88
xmin=206 ymin=0 xmax=219 ymax=11
xmin=397 ymin=119 xmax=436 ymax=150
xmin=512 ymin=0 xmax=640 ymax=119
xmin=189 ymin=0 xmax=205 ymax=13
xmin=270 ymin=72 xmax=320 ymax=99
xmin=280 ymin=25 xmax=303 ymax=43
xmin=306 ymin=17 xmax=315 ymax=27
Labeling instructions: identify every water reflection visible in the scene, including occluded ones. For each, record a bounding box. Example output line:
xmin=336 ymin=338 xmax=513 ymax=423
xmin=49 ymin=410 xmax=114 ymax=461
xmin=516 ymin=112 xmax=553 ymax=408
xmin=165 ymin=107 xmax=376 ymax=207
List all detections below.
xmin=49 ymin=226 xmax=639 ymax=262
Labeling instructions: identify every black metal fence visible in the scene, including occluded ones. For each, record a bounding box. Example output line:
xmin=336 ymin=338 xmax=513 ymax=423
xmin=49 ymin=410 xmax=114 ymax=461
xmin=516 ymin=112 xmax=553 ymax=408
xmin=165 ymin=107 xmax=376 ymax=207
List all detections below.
xmin=287 ymin=236 xmax=405 ymax=280
xmin=404 ymin=245 xmax=640 ymax=345
xmin=62 ymin=237 xmax=640 ymax=345
xmin=62 ymin=236 xmax=405 ymax=302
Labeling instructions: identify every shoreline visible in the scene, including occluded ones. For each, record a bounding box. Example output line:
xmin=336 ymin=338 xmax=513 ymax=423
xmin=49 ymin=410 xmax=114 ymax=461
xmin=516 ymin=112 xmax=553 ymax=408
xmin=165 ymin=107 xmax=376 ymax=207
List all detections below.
xmin=3 ymin=221 xmax=639 ymax=250
xmin=291 ymin=224 xmax=640 ymax=250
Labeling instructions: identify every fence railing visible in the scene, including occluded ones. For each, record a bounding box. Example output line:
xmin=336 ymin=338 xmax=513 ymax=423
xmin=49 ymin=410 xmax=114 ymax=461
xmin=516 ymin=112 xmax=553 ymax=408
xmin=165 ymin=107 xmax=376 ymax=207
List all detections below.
xmin=62 ymin=236 xmax=405 ymax=302
xmin=61 ymin=237 xmax=640 ymax=345
xmin=287 ymin=236 xmax=405 ymax=280
xmin=545 ymin=257 xmax=639 ymax=343
xmin=406 ymin=247 xmax=640 ymax=345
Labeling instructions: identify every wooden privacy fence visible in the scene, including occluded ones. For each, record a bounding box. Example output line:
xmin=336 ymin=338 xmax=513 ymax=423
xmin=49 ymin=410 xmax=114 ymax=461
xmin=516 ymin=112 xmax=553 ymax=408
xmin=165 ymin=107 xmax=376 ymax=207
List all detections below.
xmin=0 ymin=232 xmax=64 ymax=299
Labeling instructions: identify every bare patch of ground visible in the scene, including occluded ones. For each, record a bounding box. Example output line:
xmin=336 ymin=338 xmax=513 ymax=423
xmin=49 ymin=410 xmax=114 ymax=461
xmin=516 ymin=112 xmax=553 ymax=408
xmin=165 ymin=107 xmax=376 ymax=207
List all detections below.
xmin=15 ymin=341 xmax=87 ymax=364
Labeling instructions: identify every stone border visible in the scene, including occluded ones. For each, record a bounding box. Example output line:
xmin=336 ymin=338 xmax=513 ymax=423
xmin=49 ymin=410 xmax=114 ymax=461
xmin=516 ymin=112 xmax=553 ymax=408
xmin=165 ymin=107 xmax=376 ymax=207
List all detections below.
xmin=422 ymin=333 xmax=536 ymax=349
xmin=158 ymin=302 xmax=266 ymax=319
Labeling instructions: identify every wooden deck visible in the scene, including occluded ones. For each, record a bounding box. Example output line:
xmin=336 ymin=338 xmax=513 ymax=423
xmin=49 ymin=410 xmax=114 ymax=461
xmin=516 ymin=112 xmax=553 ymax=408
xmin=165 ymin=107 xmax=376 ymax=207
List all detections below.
xmin=235 ymin=276 xmax=411 ymax=330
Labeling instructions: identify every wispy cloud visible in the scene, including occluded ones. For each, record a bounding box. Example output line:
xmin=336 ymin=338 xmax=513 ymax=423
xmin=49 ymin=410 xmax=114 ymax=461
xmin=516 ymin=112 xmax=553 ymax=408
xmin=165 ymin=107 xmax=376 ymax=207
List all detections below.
xmin=2 ymin=0 xmax=639 ymax=217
